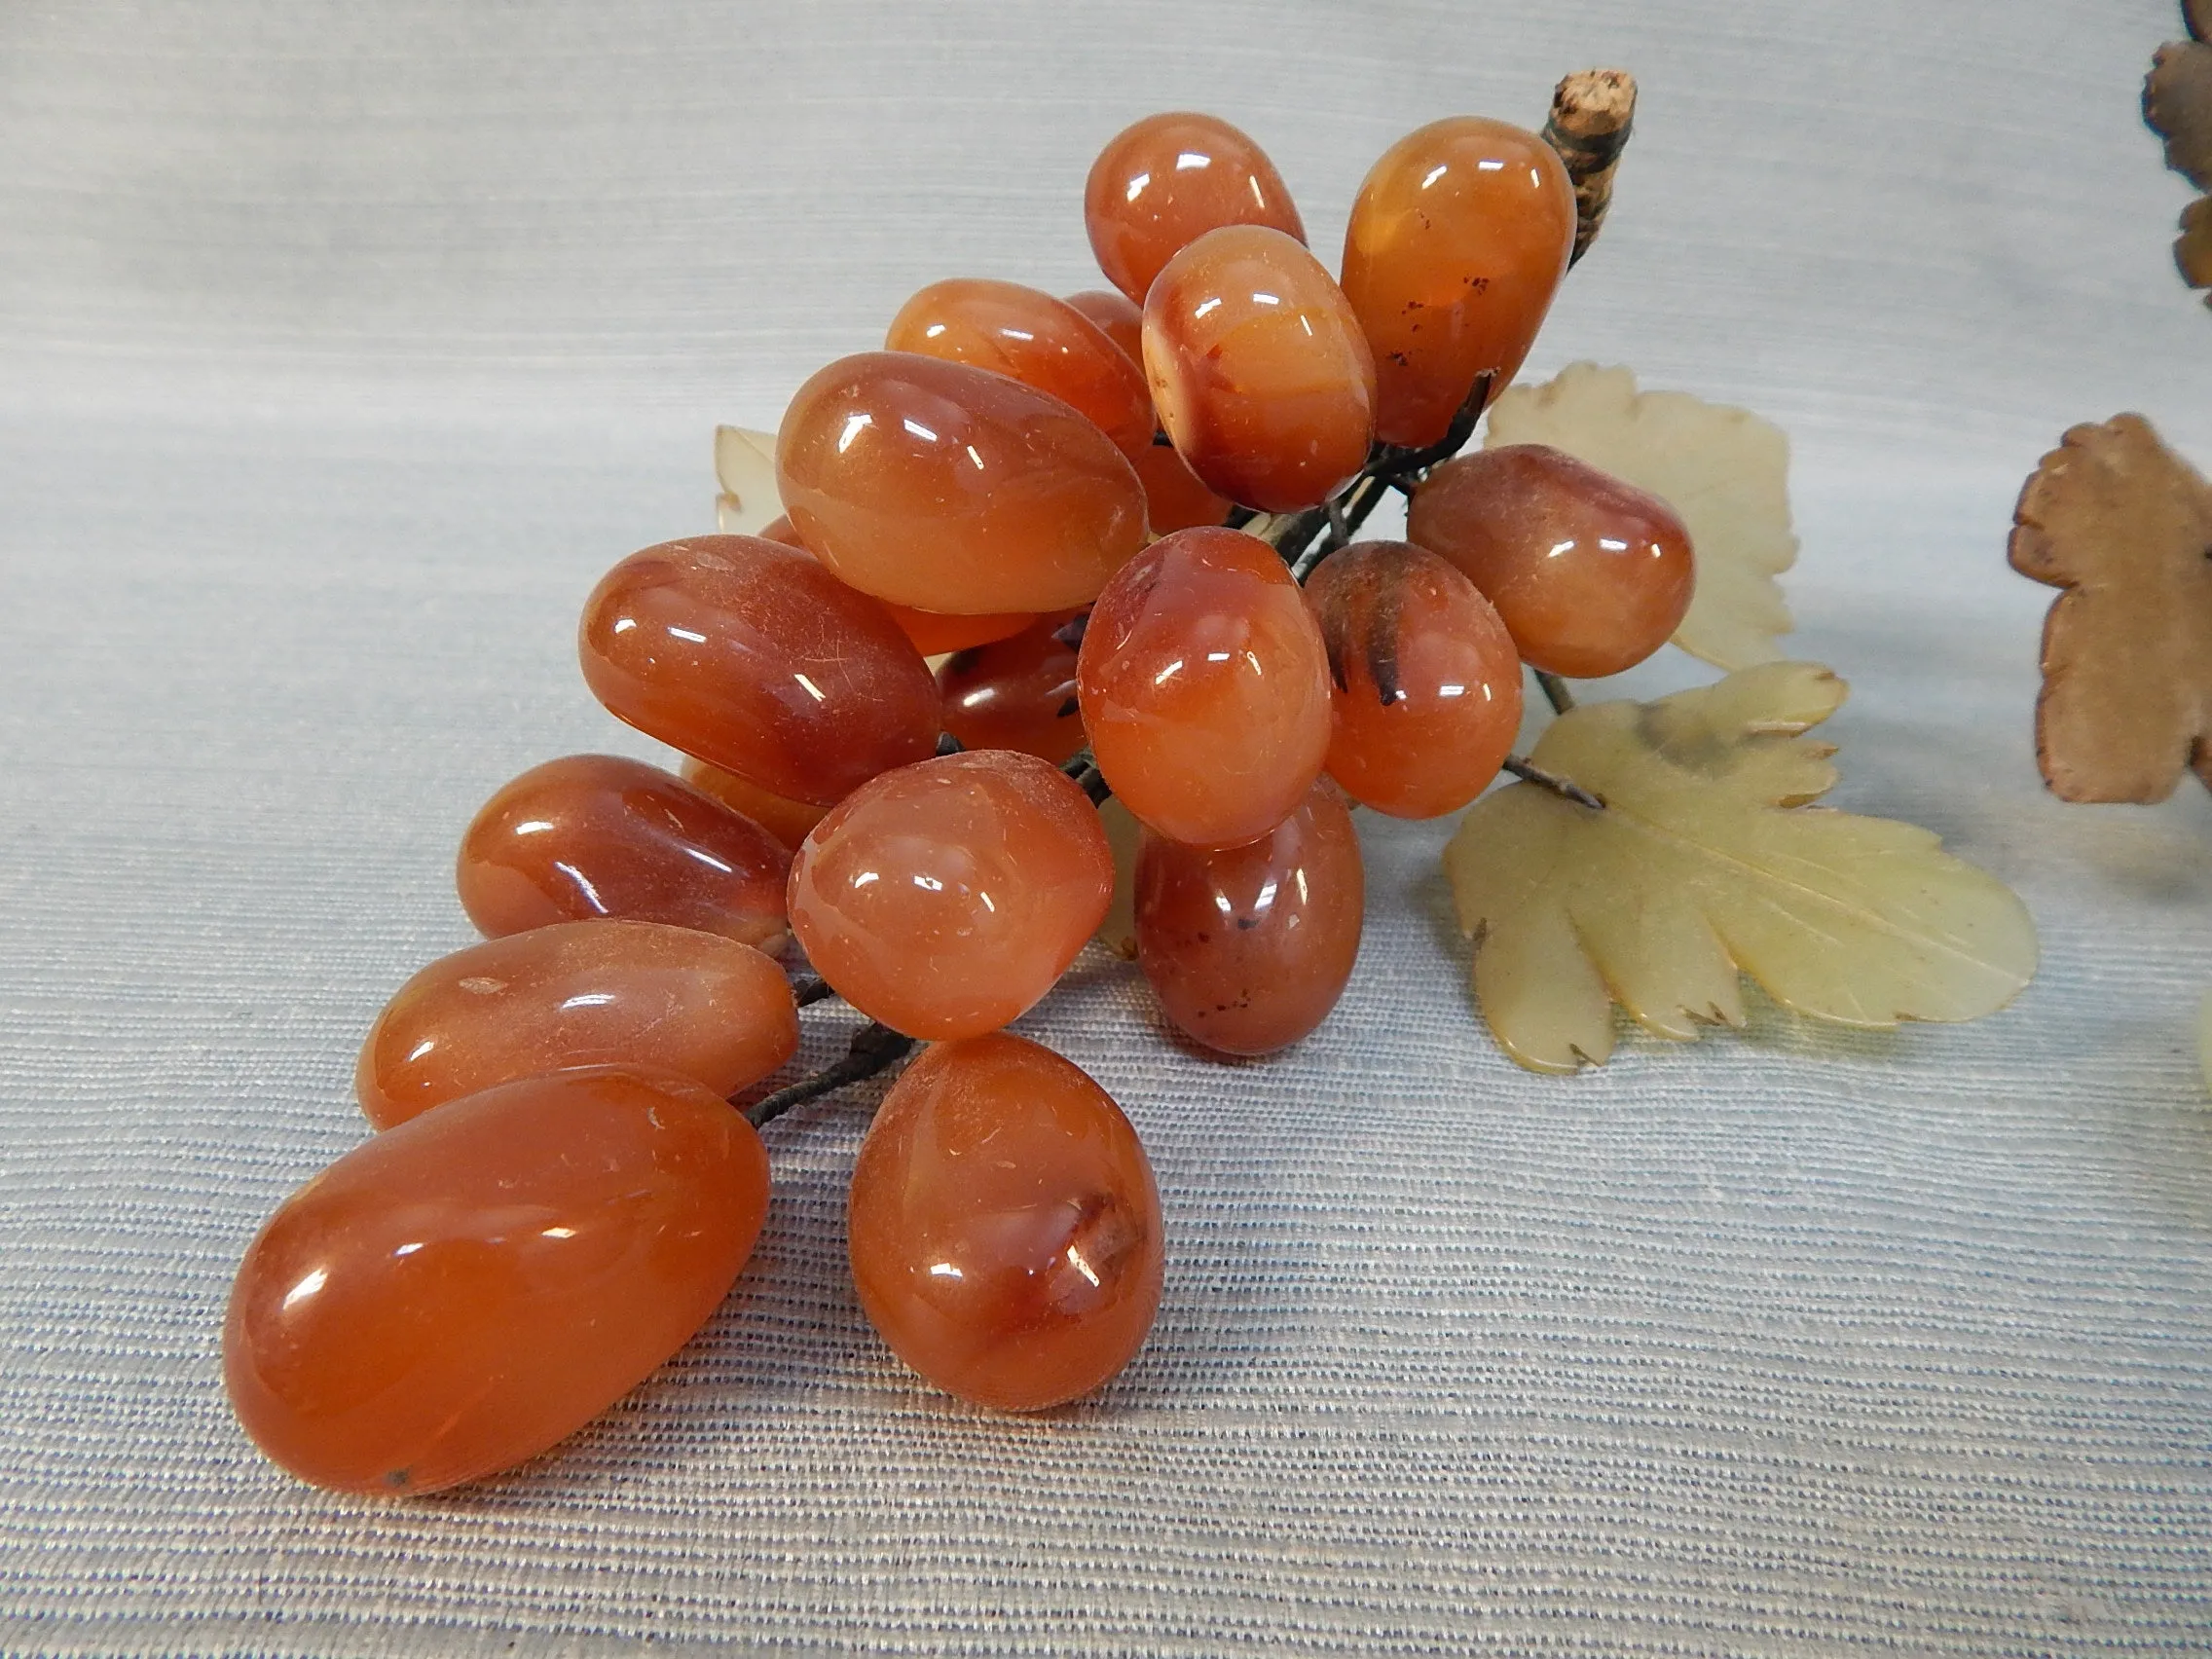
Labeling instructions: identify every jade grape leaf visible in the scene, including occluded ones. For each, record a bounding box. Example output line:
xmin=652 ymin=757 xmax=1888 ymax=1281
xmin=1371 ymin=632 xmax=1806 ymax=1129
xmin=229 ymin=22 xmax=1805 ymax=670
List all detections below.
xmin=1093 ymin=794 xmax=1142 ymax=960
xmin=2009 ymin=415 xmax=2212 ymax=803
xmin=1482 ymin=362 xmax=1796 ymax=672
xmin=1444 ymin=662 xmax=2039 ymax=1074
xmin=713 ymin=425 xmax=782 ymax=535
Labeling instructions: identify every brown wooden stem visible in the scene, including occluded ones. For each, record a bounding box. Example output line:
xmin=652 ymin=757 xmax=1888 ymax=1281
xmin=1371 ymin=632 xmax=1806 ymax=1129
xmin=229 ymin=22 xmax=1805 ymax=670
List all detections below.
xmin=1543 ymin=69 xmax=1638 ymax=266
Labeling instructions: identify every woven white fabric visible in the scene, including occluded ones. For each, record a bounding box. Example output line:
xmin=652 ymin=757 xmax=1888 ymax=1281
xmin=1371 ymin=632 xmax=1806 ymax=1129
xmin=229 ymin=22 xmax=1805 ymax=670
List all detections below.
xmin=4 ymin=1 xmax=2211 ymax=1652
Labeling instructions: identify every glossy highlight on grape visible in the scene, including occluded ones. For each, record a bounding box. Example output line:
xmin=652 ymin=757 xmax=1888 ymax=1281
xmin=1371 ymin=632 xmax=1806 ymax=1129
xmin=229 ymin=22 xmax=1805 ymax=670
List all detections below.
xmin=578 ymin=535 xmax=940 ymax=806
xmin=847 ymin=1034 xmax=1164 ymax=1411
xmin=1078 ymin=525 xmax=1333 ymax=849
xmin=458 ymin=754 xmax=791 ymax=947
xmin=788 ymin=751 xmax=1114 ymax=1039
xmin=225 ymin=1067 xmax=770 ymax=1495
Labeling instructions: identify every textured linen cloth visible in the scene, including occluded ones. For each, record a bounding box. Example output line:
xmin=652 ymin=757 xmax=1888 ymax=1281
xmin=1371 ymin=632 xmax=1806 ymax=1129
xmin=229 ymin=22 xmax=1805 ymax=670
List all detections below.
xmin=4 ymin=1 xmax=2212 ymax=1653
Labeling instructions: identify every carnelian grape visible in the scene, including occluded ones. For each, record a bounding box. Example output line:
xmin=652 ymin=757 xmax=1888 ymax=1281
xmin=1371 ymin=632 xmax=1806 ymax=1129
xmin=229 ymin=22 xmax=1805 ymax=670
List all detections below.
xmin=579 ymin=535 xmax=940 ymax=806
xmin=1077 ymin=525 xmax=1332 ymax=849
xmin=887 ymin=278 xmax=1154 ymax=456
xmin=937 ymin=617 xmax=1087 ymax=765
xmin=458 ymin=754 xmax=790 ymax=947
xmin=1340 ymin=117 xmax=1575 ymax=448
xmin=225 ymin=1066 xmax=769 ymax=1495
xmin=1408 ymin=445 xmax=1694 ymax=679
xmin=1135 ymin=780 xmax=1363 ymax=1055
xmin=759 ymin=513 xmax=1035 ymax=656
xmin=354 ymin=919 xmax=797 ymax=1129
xmin=1085 ymin=112 xmax=1305 ymax=307
xmin=1064 ymin=288 xmax=1234 ymax=534
xmin=847 ymin=1033 xmax=1163 ymax=1411
xmin=776 ymin=352 xmax=1147 ymax=614
xmin=788 ymin=751 xmax=1113 ymax=1040
xmin=1303 ymin=541 xmax=1524 ymax=818
xmin=1143 ymin=225 xmax=1377 ymax=512
xmin=679 ymin=756 xmax=830 ymax=852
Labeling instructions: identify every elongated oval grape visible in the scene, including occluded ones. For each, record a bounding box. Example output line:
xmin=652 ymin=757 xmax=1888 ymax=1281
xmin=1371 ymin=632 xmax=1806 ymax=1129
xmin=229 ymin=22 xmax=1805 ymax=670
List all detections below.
xmin=1135 ymin=781 xmax=1363 ymax=1054
xmin=225 ymin=1066 xmax=769 ymax=1495
xmin=1065 ymin=288 xmax=1235 ymax=534
xmin=887 ymin=279 xmax=1154 ymax=456
xmin=1142 ymin=225 xmax=1377 ymax=511
xmin=457 ymin=754 xmax=790 ymax=947
xmin=776 ymin=352 xmax=1148 ymax=614
xmin=680 ymin=756 xmax=830 ymax=852
xmin=354 ymin=919 xmax=797 ymax=1129
xmin=1077 ymin=525 xmax=1331 ymax=849
xmin=848 ymin=1034 xmax=1163 ymax=1411
xmin=1085 ymin=111 xmax=1305 ymax=307
xmin=1303 ymin=541 xmax=1524 ymax=818
xmin=759 ymin=513 xmax=1036 ymax=655
xmin=1408 ymin=445 xmax=1695 ymax=678
xmin=937 ymin=616 xmax=1087 ymax=764
xmin=788 ymin=751 xmax=1113 ymax=1039
xmin=1340 ymin=118 xmax=1575 ymax=447
xmin=579 ymin=534 xmax=940 ymax=806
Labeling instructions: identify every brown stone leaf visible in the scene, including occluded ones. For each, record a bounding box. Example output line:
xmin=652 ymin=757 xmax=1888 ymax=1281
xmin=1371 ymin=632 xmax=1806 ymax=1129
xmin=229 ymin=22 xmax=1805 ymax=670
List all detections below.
xmin=2148 ymin=29 xmax=2212 ymax=307
xmin=2009 ymin=416 xmax=2212 ymax=802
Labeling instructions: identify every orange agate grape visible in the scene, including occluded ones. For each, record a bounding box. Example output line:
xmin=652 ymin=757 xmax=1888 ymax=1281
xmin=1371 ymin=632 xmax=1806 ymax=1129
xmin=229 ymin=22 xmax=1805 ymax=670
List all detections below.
xmin=1084 ymin=112 xmax=1305 ymax=307
xmin=1408 ymin=445 xmax=1694 ymax=679
xmin=760 ymin=514 xmax=1035 ymax=656
xmin=1340 ymin=118 xmax=1575 ymax=447
xmin=1303 ymin=540 xmax=1524 ymax=817
xmin=937 ymin=617 xmax=1087 ymax=765
xmin=679 ymin=756 xmax=830 ymax=852
xmin=1142 ymin=225 xmax=1377 ymax=511
xmin=787 ymin=751 xmax=1113 ymax=1039
xmin=225 ymin=1066 xmax=769 ymax=1495
xmin=847 ymin=1034 xmax=1163 ymax=1411
xmin=1064 ymin=288 xmax=1234 ymax=533
xmin=1077 ymin=525 xmax=1332 ymax=849
xmin=354 ymin=919 xmax=797 ymax=1129
xmin=887 ymin=278 xmax=1154 ymax=456
xmin=578 ymin=534 xmax=940 ymax=806
xmin=1134 ymin=780 xmax=1364 ymax=1055
xmin=457 ymin=754 xmax=790 ymax=948
xmin=776 ymin=352 xmax=1147 ymax=614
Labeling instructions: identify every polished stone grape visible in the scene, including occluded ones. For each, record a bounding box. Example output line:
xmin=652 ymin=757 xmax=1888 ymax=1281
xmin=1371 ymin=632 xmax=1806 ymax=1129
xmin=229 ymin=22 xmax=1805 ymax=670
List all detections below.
xmin=848 ymin=1034 xmax=1163 ymax=1412
xmin=226 ymin=1066 xmax=769 ymax=1495
xmin=1065 ymin=288 xmax=1234 ymax=534
xmin=758 ymin=514 xmax=1034 ymax=656
xmin=788 ymin=751 xmax=1113 ymax=1039
xmin=354 ymin=919 xmax=797 ymax=1129
xmin=1341 ymin=118 xmax=1575 ymax=447
xmin=457 ymin=754 xmax=790 ymax=947
xmin=1084 ymin=112 xmax=1305 ymax=307
xmin=579 ymin=535 xmax=940 ymax=806
xmin=1142 ymin=225 xmax=1377 ymax=511
xmin=1077 ymin=525 xmax=1332 ymax=849
xmin=680 ymin=756 xmax=830 ymax=852
xmin=1303 ymin=541 xmax=1524 ymax=818
xmin=776 ymin=352 xmax=1148 ymax=614
xmin=1135 ymin=781 xmax=1363 ymax=1055
xmin=938 ymin=617 xmax=1087 ymax=765
xmin=887 ymin=278 xmax=1154 ymax=456
xmin=1409 ymin=445 xmax=1695 ymax=679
